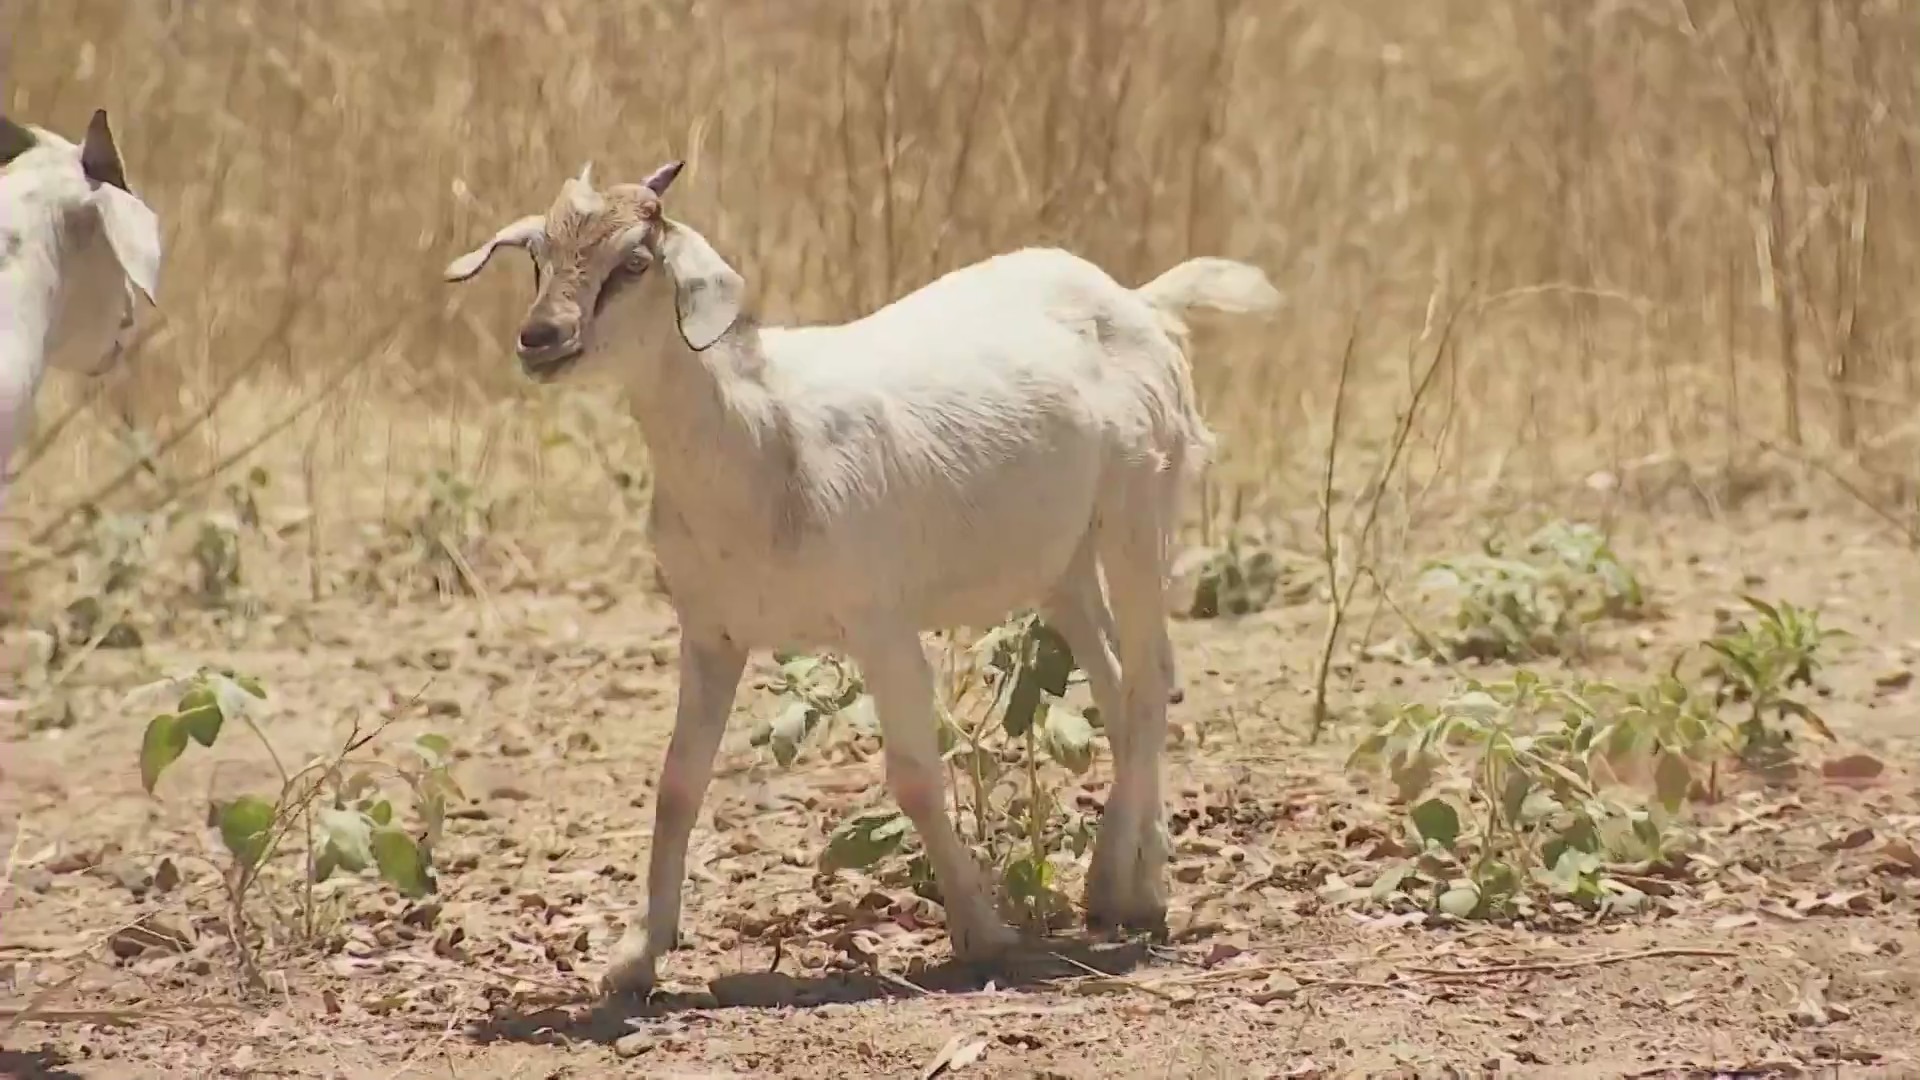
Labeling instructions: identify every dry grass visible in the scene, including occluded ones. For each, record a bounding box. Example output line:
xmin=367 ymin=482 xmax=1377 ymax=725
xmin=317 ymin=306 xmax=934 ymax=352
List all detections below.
xmin=5 ymin=0 xmax=1920 ymax=571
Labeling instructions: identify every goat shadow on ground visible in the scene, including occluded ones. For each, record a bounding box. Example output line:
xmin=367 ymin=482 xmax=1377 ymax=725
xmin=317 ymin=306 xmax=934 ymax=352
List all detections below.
xmin=468 ymin=937 xmax=1154 ymax=1048
xmin=0 ymin=1048 xmax=85 ymax=1080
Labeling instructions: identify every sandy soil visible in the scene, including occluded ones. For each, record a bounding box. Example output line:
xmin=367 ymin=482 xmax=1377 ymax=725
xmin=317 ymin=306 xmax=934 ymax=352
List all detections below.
xmin=3 ymin=505 xmax=1918 ymax=1079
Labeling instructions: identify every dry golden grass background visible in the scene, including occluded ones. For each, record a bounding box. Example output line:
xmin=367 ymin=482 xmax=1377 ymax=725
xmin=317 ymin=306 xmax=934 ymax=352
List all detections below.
xmin=5 ymin=0 xmax=1919 ymax=574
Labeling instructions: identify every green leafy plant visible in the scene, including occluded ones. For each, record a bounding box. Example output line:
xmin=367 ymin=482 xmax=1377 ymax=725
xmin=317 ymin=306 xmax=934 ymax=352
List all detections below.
xmin=353 ymin=469 xmax=512 ymax=599
xmin=1704 ymin=596 xmax=1842 ymax=770
xmin=765 ymin=613 xmax=1104 ymax=931
xmin=1180 ymin=533 xmax=1291 ymax=619
xmin=1417 ymin=520 xmax=1649 ymax=662
xmin=189 ymin=467 xmax=270 ymax=606
xmin=1346 ymin=672 xmax=1688 ymax=921
xmin=138 ymin=668 xmax=458 ymax=989
xmin=749 ymin=652 xmax=874 ymax=767
xmin=52 ymin=506 xmax=160 ymax=654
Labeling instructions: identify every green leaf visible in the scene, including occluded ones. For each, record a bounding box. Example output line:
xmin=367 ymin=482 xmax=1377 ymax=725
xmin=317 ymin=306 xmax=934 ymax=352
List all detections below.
xmin=1409 ymin=798 xmax=1461 ymax=849
xmin=371 ymin=826 xmax=433 ymax=897
xmin=368 ymin=799 xmax=394 ymax=827
xmin=219 ymin=795 xmax=276 ymax=871
xmin=318 ymin=807 xmax=375 ymax=872
xmin=1652 ymin=750 xmax=1692 ymax=814
xmin=174 ymin=686 xmax=224 ymax=747
xmin=1000 ymin=620 xmax=1078 ymax=737
xmin=1041 ymin=705 xmax=1097 ymax=775
xmin=820 ymin=810 xmax=913 ymax=873
xmin=415 ymin=733 xmax=452 ymax=763
xmin=1437 ymin=883 xmax=1480 ymax=918
xmin=139 ymin=714 xmax=191 ymax=794
xmin=1002 ymin=853 xmax=1055 ymax=901
xmin=1002 ymin=664 xmax=1044 ymax=738
xmin=1028 ymin=622 xmax=1077 ymax=697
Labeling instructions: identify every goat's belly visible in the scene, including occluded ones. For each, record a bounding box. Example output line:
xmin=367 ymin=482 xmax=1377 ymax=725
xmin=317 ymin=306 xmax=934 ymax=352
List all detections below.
xmin=658 ymin=493 xmax=1094 ymax=651
xmin=879 ymin=495 xmax=1095 ymax=628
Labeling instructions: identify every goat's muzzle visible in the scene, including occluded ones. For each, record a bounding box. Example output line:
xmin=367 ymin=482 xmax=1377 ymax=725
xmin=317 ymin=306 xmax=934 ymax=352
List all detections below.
xmin=515 ymin=318 xmax=584 ymax=381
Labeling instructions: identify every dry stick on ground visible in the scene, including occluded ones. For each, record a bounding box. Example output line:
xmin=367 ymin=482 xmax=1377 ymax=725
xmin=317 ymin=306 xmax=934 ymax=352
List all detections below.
xmin=1306 ymin=286 xmax=1471 ymax=743
xmin=1400 ymin=945 xmax=1740 ymax=979
xmin=1150 ymin=946 xmax=1741 ymax=994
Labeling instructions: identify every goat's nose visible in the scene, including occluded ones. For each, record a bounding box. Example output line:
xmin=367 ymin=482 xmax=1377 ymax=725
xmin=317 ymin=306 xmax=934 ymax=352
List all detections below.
xmin=518 ymin=319 xmax=564 ymax=351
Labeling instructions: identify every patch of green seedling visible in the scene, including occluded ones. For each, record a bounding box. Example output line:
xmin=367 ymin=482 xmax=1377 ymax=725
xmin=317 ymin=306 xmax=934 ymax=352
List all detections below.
xmin=138 ymin=668 xmax=459 ymax=990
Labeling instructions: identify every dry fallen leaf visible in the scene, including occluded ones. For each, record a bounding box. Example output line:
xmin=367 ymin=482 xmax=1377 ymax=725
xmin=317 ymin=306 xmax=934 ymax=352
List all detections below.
xmin=1879 ymin=840 xmax=1920 ymax=871
xmin=1820 ymin=754 xmax=1885 ymax=785
xmin=1819 ymin=827 xmax=1875 ymax=853
xmin=1790 ymin=975 xmax=1831 ymax=1028
xmin=922 ymin=1034 xmax=989 ymax=1078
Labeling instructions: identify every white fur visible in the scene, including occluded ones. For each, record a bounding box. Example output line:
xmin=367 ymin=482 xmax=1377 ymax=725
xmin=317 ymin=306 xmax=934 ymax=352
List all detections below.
xmin=450 ymin=203 xmax=1277 ymax=998
xmin=0 ymin=119 xmax=161 ymax=495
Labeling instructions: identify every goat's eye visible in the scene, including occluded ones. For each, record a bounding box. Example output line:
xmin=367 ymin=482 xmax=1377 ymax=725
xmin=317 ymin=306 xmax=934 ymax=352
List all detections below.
xmin=624 ymin=252 xmax=649 ymax=274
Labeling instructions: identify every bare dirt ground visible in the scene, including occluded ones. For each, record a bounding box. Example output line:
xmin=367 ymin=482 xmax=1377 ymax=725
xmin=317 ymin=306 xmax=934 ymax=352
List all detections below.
xmin=4 ymin=503 xmax=1918 ymax=1079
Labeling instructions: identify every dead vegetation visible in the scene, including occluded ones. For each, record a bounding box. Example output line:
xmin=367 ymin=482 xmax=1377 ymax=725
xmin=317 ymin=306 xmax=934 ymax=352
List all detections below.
xmin=4 ymin=0 xmax=1920 ymax=1076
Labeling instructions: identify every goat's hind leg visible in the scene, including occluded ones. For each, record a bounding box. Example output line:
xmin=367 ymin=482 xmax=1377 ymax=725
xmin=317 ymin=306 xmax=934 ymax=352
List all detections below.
xmin=602 ymin=631 xmax=747 ymax=998
xmin=853 ymin=625 xmax=1018 ymax=963
xmin=1083 ymin=493 xmax=1176 ymax=935
xmin=1041 ymin=536 xmax=1135 ymax=929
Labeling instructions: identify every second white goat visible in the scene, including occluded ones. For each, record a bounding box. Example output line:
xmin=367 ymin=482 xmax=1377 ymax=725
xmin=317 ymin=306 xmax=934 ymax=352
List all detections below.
xmin=445 ymin=161 xmax=1278 ymax=997
xmin=0 ymin=109 xmax=162 ymax=495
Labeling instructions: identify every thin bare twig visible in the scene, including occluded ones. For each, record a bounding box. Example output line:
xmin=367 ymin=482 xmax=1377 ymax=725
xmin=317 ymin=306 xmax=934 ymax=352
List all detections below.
xmin=1402 ymin=946 xmax=1739 ymax=980
xmin=1307 ymin=286 xmax=1472 ymax=742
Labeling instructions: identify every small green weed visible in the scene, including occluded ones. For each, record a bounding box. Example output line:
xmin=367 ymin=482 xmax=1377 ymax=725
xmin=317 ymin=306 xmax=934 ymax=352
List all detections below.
xmin=1418 ymin=520 xmax=1649 ymax=662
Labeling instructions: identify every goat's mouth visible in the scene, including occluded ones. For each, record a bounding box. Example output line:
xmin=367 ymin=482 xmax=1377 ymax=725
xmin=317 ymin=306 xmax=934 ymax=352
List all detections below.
xmin=517 ymin=340 xmax=585 ymax=382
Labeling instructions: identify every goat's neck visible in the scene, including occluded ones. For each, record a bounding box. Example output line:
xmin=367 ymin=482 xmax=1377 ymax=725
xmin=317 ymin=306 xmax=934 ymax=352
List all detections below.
xmin=613 ymin=281 xmax=777 ymax=525
xmin=0 ymin=194 xmax=64 ymax=481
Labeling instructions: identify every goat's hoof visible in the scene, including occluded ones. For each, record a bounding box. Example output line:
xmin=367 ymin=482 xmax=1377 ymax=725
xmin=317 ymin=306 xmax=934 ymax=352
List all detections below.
xmin=598 ymin=954 xmax=659 ymax=1001
xmin=950 ymin=920 xmax=1020 ymax=964
xmin=1084 ymin=899 xmax=1168 ymax=940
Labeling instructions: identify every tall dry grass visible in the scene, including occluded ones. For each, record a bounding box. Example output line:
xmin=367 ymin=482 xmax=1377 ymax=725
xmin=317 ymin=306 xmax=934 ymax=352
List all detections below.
xmin=5 ymin=0 xmax=1919 ymax=572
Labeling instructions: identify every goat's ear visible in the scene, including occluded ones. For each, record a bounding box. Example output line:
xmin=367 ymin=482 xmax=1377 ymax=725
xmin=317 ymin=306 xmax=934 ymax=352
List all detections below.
xmin=0 ymin=115 xmax=36 ymax=167
xmin=80 ymin=109 xmax=130 ymax=192
xmin=92 ymin=183 xmax=162 ymax=303
xmin=641 ymin=160 xmax=684 ymax=197
xmin=658 ymin=221 xmax=742 ymax=351
xmin=444 ymin=215 xmax=544 ymax=283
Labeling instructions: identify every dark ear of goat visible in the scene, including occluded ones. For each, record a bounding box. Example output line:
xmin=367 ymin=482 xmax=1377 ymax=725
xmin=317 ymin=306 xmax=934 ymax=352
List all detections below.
xmin=0 ymin=116 xmax=37 ymax=167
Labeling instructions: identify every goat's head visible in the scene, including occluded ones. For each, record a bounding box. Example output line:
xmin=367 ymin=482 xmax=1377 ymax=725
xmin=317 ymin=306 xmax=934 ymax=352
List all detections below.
xmin=443 ymin=161 xmax=744 ymax=383
xmin=0 ymin=109 xmax=162 ymax=376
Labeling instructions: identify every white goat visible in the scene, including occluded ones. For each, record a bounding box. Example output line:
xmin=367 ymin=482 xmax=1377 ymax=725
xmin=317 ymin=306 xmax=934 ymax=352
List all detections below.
xmin=0 ymin=109 xmax=162 ymax=494
xmin=445 ymin=161 xmax=1278 ymax=997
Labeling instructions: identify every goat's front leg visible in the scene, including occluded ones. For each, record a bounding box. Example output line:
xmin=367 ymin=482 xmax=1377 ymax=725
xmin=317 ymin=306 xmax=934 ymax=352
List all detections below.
xmin=853 ymin=628 xmax=1019 ymax=964
xmin=601 ymin=631 xmax=746 ymax=999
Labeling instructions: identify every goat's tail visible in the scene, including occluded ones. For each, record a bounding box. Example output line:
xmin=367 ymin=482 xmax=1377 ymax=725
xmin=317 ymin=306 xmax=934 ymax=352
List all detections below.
xmin=1134 ymin=257 xmax=1280 ymax=321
